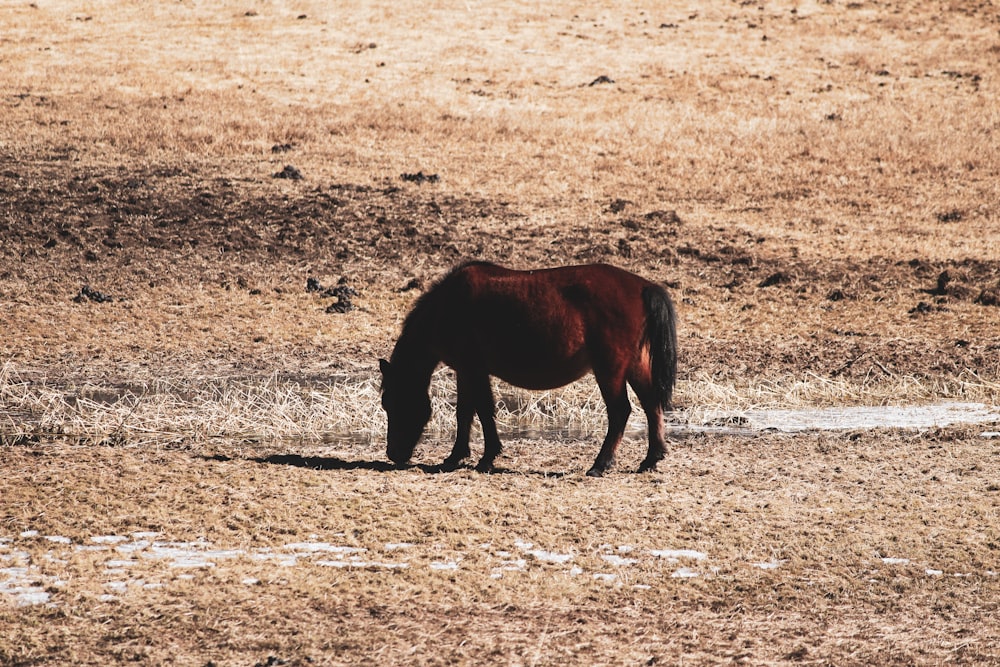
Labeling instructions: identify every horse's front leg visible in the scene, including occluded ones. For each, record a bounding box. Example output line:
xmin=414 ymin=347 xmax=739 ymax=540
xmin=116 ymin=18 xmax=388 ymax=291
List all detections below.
xmin=440 ymin=372 xmax=475 ymax=471
xmin=470 ymin=374 xmax=502 ymax=473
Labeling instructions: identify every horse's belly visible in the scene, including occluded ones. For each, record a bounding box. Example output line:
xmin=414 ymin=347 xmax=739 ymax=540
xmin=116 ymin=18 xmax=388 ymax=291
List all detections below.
xmin=488 ymin=350 xmax=591 ymax=391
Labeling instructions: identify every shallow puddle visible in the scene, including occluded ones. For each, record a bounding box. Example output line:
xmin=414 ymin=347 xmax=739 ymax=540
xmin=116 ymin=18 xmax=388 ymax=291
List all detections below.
xmin=659 ymin=401 xmax=1000 ymax=436
xmin=410 ymin=402 xmax=1000 ymax=446
xmin=507 ymin=402 xmax=1000 ymax=441
xmin=740 ymin=402 xmax=1000 ymax=432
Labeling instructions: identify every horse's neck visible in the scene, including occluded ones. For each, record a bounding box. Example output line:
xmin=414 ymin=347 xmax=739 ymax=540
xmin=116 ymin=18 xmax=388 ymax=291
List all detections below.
xmin=390 ymin=327 xmax=439 ymax=386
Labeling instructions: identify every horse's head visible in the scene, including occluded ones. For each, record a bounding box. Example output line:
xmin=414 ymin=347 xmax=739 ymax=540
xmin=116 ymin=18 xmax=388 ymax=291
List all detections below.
xmin=379 ymin=358 xmax=432 ymax=465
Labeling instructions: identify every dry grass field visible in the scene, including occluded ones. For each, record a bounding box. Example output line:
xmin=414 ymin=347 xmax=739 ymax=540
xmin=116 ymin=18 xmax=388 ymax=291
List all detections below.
xmin=2 ymin=0 xmax=999 ymax=664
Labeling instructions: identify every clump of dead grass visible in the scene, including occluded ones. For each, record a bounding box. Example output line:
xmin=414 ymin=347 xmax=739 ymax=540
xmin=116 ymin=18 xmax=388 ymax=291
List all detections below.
xmin=3 ymin=361 xmax=997 ymax=448
xmin=683 ymin=368 xmax=1000 ymax=418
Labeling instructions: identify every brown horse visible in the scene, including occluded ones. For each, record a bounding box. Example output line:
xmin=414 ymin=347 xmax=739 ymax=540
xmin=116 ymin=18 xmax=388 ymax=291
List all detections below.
xmin=378 ymin=262 xmax=677 ymax=476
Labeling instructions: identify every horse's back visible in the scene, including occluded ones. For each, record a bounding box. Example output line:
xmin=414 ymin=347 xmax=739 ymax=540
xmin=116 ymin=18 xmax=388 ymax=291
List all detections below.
xmin=429 ymin=263 xmax=655 ymax=389
xmin=450 ymin=262 xmax=653 ymax=296
xmin=443 ymin=261 xmax=653 ymax=318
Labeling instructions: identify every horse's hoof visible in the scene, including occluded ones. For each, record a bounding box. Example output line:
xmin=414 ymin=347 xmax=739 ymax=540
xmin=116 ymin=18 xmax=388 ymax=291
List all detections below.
xmin=587 ymin=457 xmax=613 ymax=477
xmin=637 ymin=459 xmax=660 ymax=473
xmin=474 ymin=461 xmax=495 ymax=474
xmin=439 ymin=458 xmax=462 ymax=472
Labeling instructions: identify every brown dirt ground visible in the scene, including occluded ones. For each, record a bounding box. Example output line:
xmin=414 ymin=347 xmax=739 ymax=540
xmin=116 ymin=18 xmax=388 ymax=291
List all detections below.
xmin=3 ymin=159 xmax=998 ymax=387
xmin=2 ymin=428 xmax=999 ymax=666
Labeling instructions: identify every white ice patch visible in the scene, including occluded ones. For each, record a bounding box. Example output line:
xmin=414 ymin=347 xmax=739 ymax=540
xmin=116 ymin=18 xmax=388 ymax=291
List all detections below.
xmin=115 ymin=540 xmax=154 ymax=554
xmin=743 ymin=402 xmax=1000 ymax=432
xmin=9 ymin=523 xmax=995 ymax=611
xmin=317 ymin=560 xmax=408 ymax=569
xmin=430 ymin=561 xmax=460 ymax=571
xmin=1 ymin=551 xmax=30 ymax=563
xmin=514 ymin=539 xmax=573 ymax=564
xmin=601 ymin=554 xmax=638 ymax=567
xmin=496 ymin=558 xmax=527 ymax=572
xmin=525 ymin=549 xmax=574 ymax=564
xmin=284 ymin=543 xmax=366 ymax=556
xmin=753 ymin=559 xmax=787 ymax=570
xmin=251 ymin=550 xmax=300 ymax=567
xmin=201 ymin=549 xmax=243 ymax=560
xmin=1 ymin=565 xmax=51 ymax=607
xmin=650 ymin=549 xmax=707 ymax=562
xmin=129 ymin=541 xmax=242 ymax=569
xmin=170 ymin=557 xmax=216 ymax=569
xmin=15 ymin=590 xmax=51 ymax=605
xmin=671 ymin=567 xmax=700 ymax=578
xmin=145 ymin=541 xmax=212 ymax=559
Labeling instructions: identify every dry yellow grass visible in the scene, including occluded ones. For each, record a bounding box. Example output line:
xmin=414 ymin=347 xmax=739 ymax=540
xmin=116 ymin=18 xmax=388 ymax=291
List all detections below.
xmin=2 ymin=361 xmax=999 ymax=450
xmin=2 ymin=0 xmax=1000 ymax=664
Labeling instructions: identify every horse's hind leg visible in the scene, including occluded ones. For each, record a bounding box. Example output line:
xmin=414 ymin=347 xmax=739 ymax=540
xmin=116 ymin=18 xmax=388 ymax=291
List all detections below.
xmin=638 ymin=399 xmax=666 ymax=473
xmin=587 ymin=375 xmax=631 ymax=477
xmin=632 ymin=381 xmax=667 ymax=473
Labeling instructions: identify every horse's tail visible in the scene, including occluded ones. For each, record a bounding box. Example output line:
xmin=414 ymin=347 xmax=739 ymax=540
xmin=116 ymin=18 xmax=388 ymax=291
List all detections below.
xmin=641 ymin=285 xmax=677 ymax=410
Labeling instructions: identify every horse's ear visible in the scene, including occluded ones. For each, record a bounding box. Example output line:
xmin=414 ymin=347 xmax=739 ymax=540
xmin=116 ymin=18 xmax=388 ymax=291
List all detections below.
xmin=379 ymin=358 xmax=391 ymax=376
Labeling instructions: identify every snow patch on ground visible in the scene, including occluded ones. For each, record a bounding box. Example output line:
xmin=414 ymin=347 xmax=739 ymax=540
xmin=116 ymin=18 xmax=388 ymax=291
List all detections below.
xmin=2 ymin=529 xmax=991 ymax=607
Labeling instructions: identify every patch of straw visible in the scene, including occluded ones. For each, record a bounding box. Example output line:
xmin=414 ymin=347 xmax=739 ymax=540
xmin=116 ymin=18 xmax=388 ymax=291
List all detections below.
xmin=2 ymin=362 xmax=997 ymax=448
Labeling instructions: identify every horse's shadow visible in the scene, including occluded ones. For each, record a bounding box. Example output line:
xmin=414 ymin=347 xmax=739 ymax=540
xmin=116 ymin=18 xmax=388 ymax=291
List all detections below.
xmin=252 ymin=453 xmax=402 ymax=472
xmin=201 ymin=453 xmax=564 ymax=477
